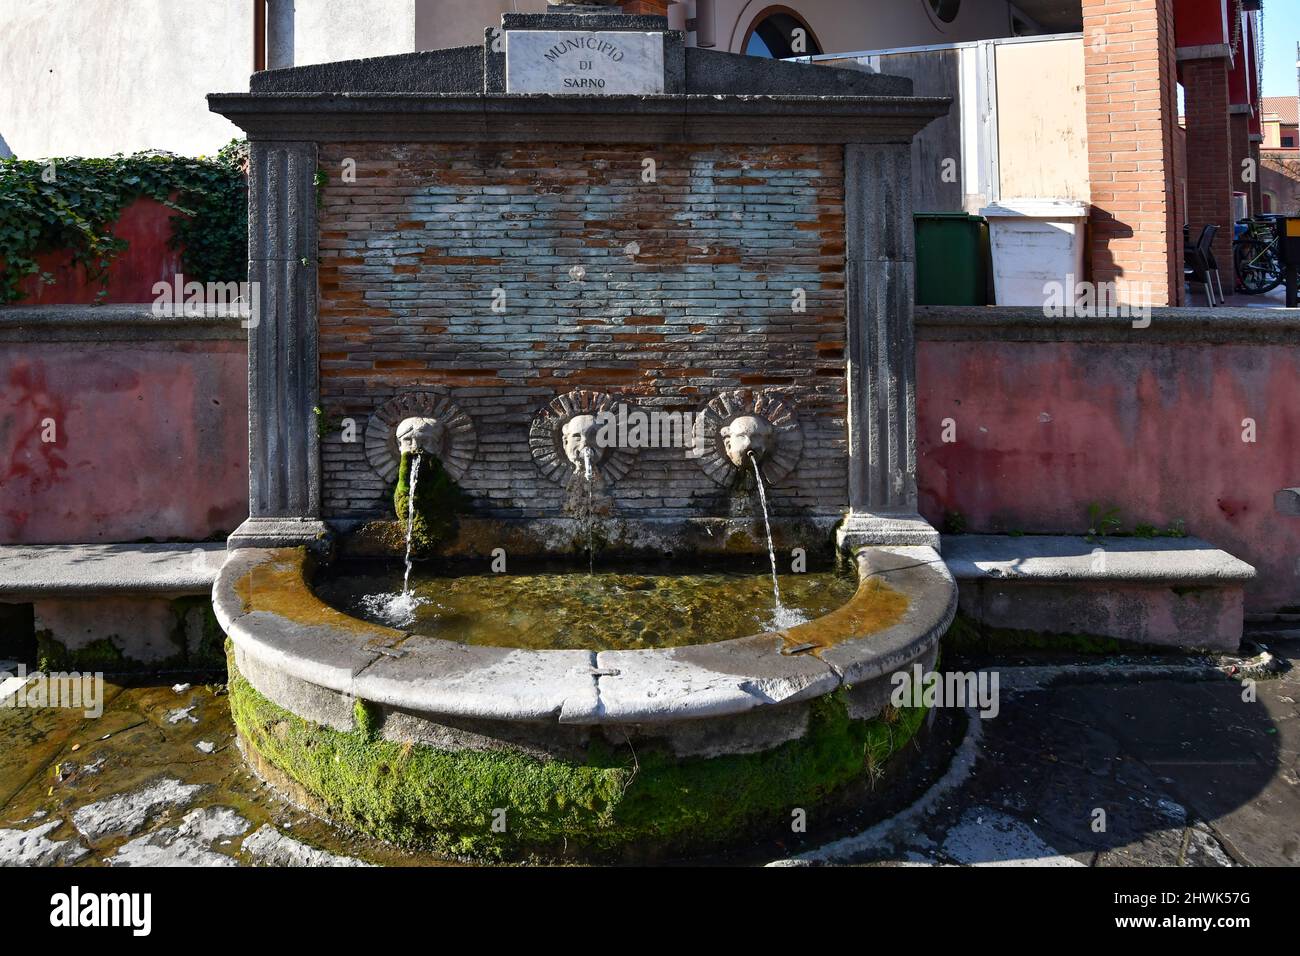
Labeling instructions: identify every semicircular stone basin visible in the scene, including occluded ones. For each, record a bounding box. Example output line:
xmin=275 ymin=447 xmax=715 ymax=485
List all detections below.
xmin=212 ymin=545 xmax=956 ymax=862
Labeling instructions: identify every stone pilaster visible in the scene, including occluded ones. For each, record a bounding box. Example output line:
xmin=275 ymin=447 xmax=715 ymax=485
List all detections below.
xmin=228 ymin=141 xmax=329 ymax=551
xmin=837 ymin=143 xmax=938 ymax=550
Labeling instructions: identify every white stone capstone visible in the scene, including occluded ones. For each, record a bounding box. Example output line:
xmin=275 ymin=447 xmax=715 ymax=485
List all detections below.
xmin=505 ymin=30 xmax=665 ymax=94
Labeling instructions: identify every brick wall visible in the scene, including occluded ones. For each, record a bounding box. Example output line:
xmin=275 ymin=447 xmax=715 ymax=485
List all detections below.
xmin=1082 ymin=0 xmax=1182 ymax=305
xmin=621 ymin=1 xmax=673 ymax=14
xmin=1248 ymin=139 xmax=1262 ymax=213
xmin=1229 ymin=110 xmax=1250 ymax=215
xmin=1182 ymin=55 xmax=1236 ymax=289
xmin=316 ymin=142 xmax=847 ymax=521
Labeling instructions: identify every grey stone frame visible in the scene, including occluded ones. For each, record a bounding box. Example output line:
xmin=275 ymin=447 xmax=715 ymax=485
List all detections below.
xmin=228 ymin=141 xmax=328 ymax=550
xmin=213 ymin=26 xmax=949 ymax=552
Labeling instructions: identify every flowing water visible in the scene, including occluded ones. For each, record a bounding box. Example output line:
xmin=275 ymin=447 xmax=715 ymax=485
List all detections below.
xmin=749 ymin=454 xmax=806 ymax=630
xmin=582 ymin=446 xmax=595 ymax=574
xmin=361 ymin=453 xmax=427 ymax=626
xmin=403 ymin=453 xmax=421 ymax=594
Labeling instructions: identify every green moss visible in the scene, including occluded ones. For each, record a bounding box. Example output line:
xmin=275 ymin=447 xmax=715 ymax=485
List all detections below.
xmin=36 ymin=633 xmax=125 ymax=672
xmin=353 ymin=698 xmax=381 ymax=743
xmin=168 ymin=596 xmax=227 ymax=668
xmin=941 ymin=609 xmax=1160 ymax=655
xmin=34 ymin=600 xmax=225 ymax=673
xmin=393 ymin=451 xmax=470 ymax=553
xmin=228 ymin=664 xmax=926 ymax=862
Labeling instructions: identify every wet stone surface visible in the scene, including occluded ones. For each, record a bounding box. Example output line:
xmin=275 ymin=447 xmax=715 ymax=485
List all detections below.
xmin=797 ymin=644 xmax=1300 ymax=867
xmin=2 ymin=642 xmax=1297 ymax=867
xmin=0 ymin=679 xmax=441 ymax=867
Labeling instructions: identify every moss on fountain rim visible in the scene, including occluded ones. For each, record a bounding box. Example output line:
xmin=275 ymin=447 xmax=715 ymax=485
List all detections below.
xmin=227 ymin=649 xmax=929 ymax=862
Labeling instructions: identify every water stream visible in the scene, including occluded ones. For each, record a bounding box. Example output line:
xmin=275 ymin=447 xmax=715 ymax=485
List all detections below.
xmin=581 ymin=446 xmax=596 ymax=574
xmin=403 ymin=453 xmax=422 ymax=595
xmin=363 ymin=453 xmax=426 ymax=627
xmin=749 ymin=453 xmax=804 ymax=630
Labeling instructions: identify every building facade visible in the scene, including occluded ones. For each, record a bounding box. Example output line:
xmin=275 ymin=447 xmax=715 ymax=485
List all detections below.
xmin=0 ymin=0 xmax=1279 ymax=306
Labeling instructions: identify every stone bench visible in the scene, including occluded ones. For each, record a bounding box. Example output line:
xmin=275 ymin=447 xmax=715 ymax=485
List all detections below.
xmin=0 ymin=544 xmax=227 ymax=671
xmin=941 ymin=535 xmax=1256 ymax=652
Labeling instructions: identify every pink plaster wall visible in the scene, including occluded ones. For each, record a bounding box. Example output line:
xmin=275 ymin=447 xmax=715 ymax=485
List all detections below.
xmin=0 ymin=341 xmax=248 ymax=543
xmin=918 ymin=339 xmax=1300 ymax=613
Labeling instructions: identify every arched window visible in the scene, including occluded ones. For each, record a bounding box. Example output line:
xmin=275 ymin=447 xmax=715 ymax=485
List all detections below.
xmin=743 ymin=8 xmax=821 ymax=59
xmin=926 ymin=0 xmax=961 ymax=24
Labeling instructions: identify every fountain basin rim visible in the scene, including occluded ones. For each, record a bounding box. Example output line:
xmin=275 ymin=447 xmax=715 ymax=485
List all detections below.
xmin=212 ymin=545 xmax=956 ymax=726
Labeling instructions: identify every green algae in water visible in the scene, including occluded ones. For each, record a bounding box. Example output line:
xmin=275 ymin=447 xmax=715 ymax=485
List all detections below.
xmin=314 ymin=559 xmax=859 ymax=652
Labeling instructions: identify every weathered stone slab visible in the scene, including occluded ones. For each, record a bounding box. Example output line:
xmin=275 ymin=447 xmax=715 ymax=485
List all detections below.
xmin=942 ymin=535 xmax=1256 ymax=584
xmin=957 ymin=580 xmax=1245 ymax=652
xmin=353 ymin=642 xmax=600 ymax=723
xmin=819 ymin=547 xmax=956 ymax=685
xmin=594 ymin=635 xmax=837 ymax=723
xmin=506 ymin=30 xmax=665 ymax=94
xmin=0 ymin=544 xmax=225 ymax=599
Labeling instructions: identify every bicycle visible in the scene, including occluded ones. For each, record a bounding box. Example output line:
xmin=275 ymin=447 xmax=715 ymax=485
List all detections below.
xmin=1233 ymin=216 xmax=1284 ymax=294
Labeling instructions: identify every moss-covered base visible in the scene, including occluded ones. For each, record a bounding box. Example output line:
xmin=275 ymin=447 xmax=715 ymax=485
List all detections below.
xmin=940 ymin=609 xmax=1191 ymax=657
xmin=229 ymin=662 xmax=928 ymax=863
xmin=36 ymin=597 xmax=226 ymax=673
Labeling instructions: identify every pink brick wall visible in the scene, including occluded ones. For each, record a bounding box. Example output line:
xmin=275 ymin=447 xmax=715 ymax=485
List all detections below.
xmin=0 ymin=339 xmax=248 ymax=543
xmin=917 ymin=335 xmax=1300 ymax=613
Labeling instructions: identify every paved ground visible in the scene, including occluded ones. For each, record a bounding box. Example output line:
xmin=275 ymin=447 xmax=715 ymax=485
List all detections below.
xmin=1221 ymin=283 xmax=1295 ymax=309
xmin=1 ymin=642 xmax=1296 ymax=867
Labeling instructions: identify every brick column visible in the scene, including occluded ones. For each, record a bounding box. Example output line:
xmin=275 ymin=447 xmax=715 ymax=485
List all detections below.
xmin=622 ymin=1 xmax=672 ymax=14
xmin=1230 ymin=110 xmax=1251 ymax=215
xmin=1248 ymin=137 xmax=1263 ymax=214
xmin=1082 ymin=0 xmax=1182 ymax=306
xmin=836 ymin=143 xmax=938 ymax=551
xmin=1182 ymin=55 xmax=1235 ymax=291
xmin=228 ymin=140 xmax=329 ymax=551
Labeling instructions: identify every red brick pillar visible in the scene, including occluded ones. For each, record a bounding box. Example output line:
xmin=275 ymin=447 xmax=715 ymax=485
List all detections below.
xmin=1082 ymin=0 xmax=1182 ymax=306
xmin=1230 ymin=110 xmax=1251 ymax=216
xmin=622 ymin=1 xmax=672 ymax=14
xmin=1248 ymin=138 xmax=1263 ymax=214
xmin=1182 ymin=55 xmax=1235 ymax=291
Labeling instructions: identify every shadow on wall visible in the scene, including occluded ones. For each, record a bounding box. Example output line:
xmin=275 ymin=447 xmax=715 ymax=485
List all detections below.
xmin=0 ymin=131 xmax=13 ymax=159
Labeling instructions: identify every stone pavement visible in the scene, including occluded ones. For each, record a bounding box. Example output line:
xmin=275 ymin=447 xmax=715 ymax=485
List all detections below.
xmin=1 ymin=643 xmax=1296 ymax=867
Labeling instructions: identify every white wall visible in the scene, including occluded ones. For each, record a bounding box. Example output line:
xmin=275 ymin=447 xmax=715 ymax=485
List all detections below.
xmin=0 ymin=0 xmax=419 ymax=159
xmin=0 ymin=0 xmax=251 ymax=159
xmin=293 ymin=0 xmax=416 ymax=66
xmin=0 ymin=0 xmax=1029 ymax=160
xmin=415 ymin=0 xmax=548 ymax=52
xmin=709 ymin=0 xmax=1022 ymax=54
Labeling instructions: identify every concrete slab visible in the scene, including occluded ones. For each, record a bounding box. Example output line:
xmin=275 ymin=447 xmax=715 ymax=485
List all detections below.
xmin=944 ymin=535 xmax=1253 ymax=651
xmin=0 ymin=544 xmax=226 ymax=600
xmin=942 ymin=535 xmax=1256 ymax=584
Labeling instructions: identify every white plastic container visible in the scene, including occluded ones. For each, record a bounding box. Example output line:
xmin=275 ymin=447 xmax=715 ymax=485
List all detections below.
xmin=979 ymin=199 xmax=1089 ymax=307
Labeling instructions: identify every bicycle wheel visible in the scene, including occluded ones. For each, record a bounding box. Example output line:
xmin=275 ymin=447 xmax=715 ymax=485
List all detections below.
xmin=1235 ymin=239 xmax=1283 ymax=294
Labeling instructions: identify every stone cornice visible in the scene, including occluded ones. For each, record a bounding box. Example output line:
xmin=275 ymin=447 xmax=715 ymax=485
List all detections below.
xmin=916 ymin=305 xmax=1300 ymax=344
xmin=0 ymin=304 xmax=248 ymax=342
xmin=207 ymin=92 xmax=951 ymax=144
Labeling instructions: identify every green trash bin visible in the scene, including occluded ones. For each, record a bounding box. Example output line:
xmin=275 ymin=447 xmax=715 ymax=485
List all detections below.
xmin=913 ymin=212 xmax=990 ymax=306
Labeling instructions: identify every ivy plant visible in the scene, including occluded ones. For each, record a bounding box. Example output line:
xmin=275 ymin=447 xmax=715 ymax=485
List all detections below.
xmin=0 ymin=139 xmax=249 ymax=304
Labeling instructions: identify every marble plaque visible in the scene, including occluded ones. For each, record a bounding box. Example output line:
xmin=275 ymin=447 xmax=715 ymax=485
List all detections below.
xmin=505 ymin=30 xmax=665 ymax=94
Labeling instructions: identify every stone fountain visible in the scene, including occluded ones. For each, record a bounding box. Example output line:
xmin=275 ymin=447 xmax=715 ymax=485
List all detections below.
xmin=209 ymin=6 xmax=956 ymax=861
